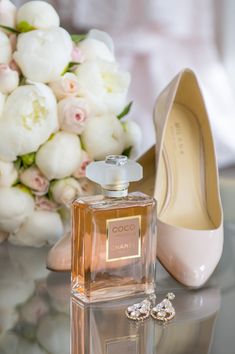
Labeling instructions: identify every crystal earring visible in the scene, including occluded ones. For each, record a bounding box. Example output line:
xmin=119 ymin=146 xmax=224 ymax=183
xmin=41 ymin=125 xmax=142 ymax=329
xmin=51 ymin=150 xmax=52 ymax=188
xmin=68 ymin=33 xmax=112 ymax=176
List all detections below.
xmin=125 ymin=295 xmax=156 ymax=321
xmin=150 ymin=292 xmax=176 ymax=323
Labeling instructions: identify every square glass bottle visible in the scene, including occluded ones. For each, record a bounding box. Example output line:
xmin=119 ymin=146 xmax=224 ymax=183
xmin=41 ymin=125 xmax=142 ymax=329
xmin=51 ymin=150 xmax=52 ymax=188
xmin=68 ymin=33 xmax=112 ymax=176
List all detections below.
xmin=72 ymin=155 xmax=157 ymax=302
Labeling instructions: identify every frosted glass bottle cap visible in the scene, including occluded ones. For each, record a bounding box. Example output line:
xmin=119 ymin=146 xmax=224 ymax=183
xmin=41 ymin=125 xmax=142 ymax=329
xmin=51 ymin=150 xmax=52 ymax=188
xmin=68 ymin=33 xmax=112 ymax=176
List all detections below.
xmin=86 ymin=155 xmax=143 ymax=188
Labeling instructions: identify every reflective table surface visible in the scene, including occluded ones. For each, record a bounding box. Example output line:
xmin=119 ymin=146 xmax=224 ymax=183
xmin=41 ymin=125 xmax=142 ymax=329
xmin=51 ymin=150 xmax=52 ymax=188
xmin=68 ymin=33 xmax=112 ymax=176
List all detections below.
xmin=0 ymin=169 xmax=235 ymax=354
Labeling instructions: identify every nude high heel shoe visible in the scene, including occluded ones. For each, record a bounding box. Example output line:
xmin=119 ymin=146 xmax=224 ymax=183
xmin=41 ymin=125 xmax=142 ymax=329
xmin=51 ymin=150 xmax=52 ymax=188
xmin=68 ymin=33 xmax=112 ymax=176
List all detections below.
xmin=154 ymin=68 xmax=223 ymax=287
xmin=47 ymin=232 xmax=71 ymax=272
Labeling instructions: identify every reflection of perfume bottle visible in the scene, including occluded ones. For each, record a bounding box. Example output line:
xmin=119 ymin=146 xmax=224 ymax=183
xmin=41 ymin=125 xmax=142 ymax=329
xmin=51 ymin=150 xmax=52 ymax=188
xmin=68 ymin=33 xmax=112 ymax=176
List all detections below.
xmin=71 ymin=295 xmax=154 ymax=354
xmin=72 ymin=155 xmax=157 ymax=302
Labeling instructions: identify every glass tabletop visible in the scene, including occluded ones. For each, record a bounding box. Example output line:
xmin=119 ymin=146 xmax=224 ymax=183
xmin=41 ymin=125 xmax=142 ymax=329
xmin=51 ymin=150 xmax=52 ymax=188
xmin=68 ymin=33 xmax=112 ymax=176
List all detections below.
xmin=0 ymin=169 xmax=234 ymax=354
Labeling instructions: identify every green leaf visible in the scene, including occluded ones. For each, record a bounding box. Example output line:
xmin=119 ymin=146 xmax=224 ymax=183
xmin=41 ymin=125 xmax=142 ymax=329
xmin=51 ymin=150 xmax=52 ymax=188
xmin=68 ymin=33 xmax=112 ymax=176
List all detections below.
xmin=47 ymin=189 xmax=53 ymax=201
xmin=15 ymin=184 xmax=33 ymax=196
xmin=48 ymin=179 xmax=57 ymax=200
xmin=21 ymin=152 xmax=35 ymax=168
xmin=80 ymin=138 xmax=86 ymax=151
xmin=12 ymin=179 xmax=20 ymax=186
xmin=0 ymin=24 xmax=19 ymax=33
xmin=48 ymin=133 xmax=55 ymax=141
xmin=62 ymin=62 xmax=80 ymax=75
xmin=67 ymin=64 xmax=80 ymax=72
xmin=71 ymin=34 xmax=87 ymax=44
xmin=16 ymin=21 xmax=36 ymax=33
xmin=14 ymin=321 xmax=37 ymax=341
xmin=19 ymin=76 xmax=27 ymax=85
xmin=61 ymin=65 xmax=69 ymax=76
xmin=117 ymin=101 xmax=133 ymax=120
xmin=14 ymin=157 xmax=22 ymax=171
xmin=122 ymin=146 xmax=132 ymax=158
xmin=68 ymin=62 xmax=80 ymax=68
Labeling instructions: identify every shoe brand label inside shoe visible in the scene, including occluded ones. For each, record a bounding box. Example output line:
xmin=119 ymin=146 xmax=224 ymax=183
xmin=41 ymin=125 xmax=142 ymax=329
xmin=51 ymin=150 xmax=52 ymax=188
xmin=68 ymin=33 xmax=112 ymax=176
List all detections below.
xmin=106 ymin=215 xmax=141 ymax=262
xmin=171 ymin=122 xmax=185 ymax=155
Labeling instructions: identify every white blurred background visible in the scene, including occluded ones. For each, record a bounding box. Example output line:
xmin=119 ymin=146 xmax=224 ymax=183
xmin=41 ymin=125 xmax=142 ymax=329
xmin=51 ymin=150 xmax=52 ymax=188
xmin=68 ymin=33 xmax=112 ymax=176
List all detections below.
xmin=12 ymin=0 xmax=235 ymax=166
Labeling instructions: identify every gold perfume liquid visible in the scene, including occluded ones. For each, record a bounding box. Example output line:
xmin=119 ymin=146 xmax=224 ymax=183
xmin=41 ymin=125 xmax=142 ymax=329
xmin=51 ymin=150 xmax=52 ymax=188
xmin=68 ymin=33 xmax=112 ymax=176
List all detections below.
xmin=72 ymin=192 xmax=157 ymax=302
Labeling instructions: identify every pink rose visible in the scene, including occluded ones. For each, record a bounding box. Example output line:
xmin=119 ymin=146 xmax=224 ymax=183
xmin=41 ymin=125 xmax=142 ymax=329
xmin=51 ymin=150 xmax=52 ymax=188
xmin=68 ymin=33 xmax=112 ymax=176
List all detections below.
xmin=9 ymin=59 xmax=21 ymax=74
xmin=20 ymin=166 xmax=49 ymax=196
xmin=71 ymin=46 xmax=85 ymax=63
xmin=72 ymin=150 xmax=93 ymax=178
xmin=58 ymin=97 xmax=89 ymax=134
xmin=49 ymin=73 xmax=79 ymax=100
xmin=35 ymin=196 xmax=58 ymax=212
xmin=0 ymin=64 xmax=19 ymax=94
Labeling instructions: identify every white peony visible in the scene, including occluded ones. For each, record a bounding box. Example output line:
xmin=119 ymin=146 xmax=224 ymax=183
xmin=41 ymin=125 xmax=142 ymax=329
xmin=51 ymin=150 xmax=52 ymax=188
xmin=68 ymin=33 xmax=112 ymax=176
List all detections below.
xmin=81 ymin=114 xmax=125 ymax=160
xmin=9 ymin=210 xmax=64 ymax=247
xmin=36 ymin=131 xmax=82 ymax=180
xmin=0 ymin=254 xmax=35 ymax=308
xmin=0 ymin=30 xmax=12 ymax=64
xmin=51 ymin=177 xmax=82 ymax=206
xmin=8 ymin=246 xmax=50 ymax=280
xmin=0 ymin=83 xmax=58 ymax=161
xmin=0 ymin=307 xmax=18 ymax=334
xmin=78 ymin=36 xmax=115 ymax=63
xmin=76 ymin=60 xmax=131 ymax=115
xmin=59 ymin=207 xmax=71 ymax=232
xmin=0 ymin=64 xmax=19 ymax=94
xmin=0 ymin=187 xmax=34 ymax=233
xmin=87 ymin=29 xmax=114 ymax=53
xmin=123 ymin=120 xmax=142 ymax=149
xmin=0 ymin=160 xmax=18 ymax=187
xmin=14 ymin=27 xmax=72 ymax=83
xmin=0 ymin=0 xmax=16 ymax=28
xmin=0 ymin=92 xmax=5 ymax=116
xmin=16 ymin=0 xmax=59 ymax=30
xmin=37 ymin=314 xmax=70 ymax=354
xmin=0 ymin=332 xmax=47 ymax=354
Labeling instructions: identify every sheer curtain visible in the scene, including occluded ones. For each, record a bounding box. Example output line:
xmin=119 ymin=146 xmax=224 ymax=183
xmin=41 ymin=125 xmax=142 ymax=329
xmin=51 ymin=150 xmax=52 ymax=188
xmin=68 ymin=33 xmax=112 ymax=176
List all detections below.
xmin=12 ymin=0 xmax=235 ymax=166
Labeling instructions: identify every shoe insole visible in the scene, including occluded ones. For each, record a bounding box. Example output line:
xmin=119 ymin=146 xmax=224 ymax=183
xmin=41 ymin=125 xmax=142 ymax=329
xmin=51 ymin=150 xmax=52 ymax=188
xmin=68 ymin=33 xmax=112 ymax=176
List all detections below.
xmin=159 ymin=103 xmax=214 ymax=230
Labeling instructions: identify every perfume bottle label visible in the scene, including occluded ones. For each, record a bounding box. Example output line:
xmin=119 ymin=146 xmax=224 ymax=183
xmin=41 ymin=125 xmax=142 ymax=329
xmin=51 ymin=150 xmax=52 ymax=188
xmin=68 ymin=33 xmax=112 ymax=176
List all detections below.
xmin=106 ymin=216 xmax=141 ymax=262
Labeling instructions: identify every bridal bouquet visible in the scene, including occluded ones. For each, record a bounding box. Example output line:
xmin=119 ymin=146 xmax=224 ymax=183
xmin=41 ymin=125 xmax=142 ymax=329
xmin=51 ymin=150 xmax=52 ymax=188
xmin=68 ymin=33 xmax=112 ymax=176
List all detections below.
xmin=0 ymin=0 xmax=141 ymax=247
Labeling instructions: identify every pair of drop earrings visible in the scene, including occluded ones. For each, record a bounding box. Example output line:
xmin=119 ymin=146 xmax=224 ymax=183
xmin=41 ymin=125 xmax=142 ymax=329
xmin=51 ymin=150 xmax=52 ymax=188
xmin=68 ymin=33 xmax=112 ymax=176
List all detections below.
xmin=125 ymin=292 xmax=176 ymax=323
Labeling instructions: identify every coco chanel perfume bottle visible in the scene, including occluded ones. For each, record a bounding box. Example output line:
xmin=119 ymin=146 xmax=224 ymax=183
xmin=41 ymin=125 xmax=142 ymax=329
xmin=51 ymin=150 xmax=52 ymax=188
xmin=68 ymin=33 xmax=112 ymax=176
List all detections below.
xmin=72 ymin=155 xmax=157 ymax=302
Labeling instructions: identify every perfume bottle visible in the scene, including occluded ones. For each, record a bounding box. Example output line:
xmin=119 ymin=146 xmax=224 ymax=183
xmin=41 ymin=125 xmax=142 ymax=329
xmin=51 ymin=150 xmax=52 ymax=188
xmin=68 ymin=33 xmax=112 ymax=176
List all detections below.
xmin=72 ymin=155 xmax=157 ymax=302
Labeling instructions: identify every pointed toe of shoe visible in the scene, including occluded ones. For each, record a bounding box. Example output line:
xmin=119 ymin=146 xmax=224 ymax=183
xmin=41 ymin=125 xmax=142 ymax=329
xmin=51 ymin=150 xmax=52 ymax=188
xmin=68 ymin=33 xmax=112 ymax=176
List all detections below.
xmin=157 ymin=220 xmax=223 ymax=288
xmin=47 ymin=232 xmax=71 ymax=272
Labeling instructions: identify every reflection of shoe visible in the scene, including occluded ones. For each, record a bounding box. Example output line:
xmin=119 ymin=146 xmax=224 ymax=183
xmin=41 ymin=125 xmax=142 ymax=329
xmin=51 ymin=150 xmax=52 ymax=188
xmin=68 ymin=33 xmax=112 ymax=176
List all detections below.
xmin=154 ymin=69 xmax=223 ymax=287
xmin=46 ymin=271 xmax=71 ymax=314
xmin=47 ymin=232 xmax=71 ymax=272
xmin=173 ymin=287 xmax=221 ymax=322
